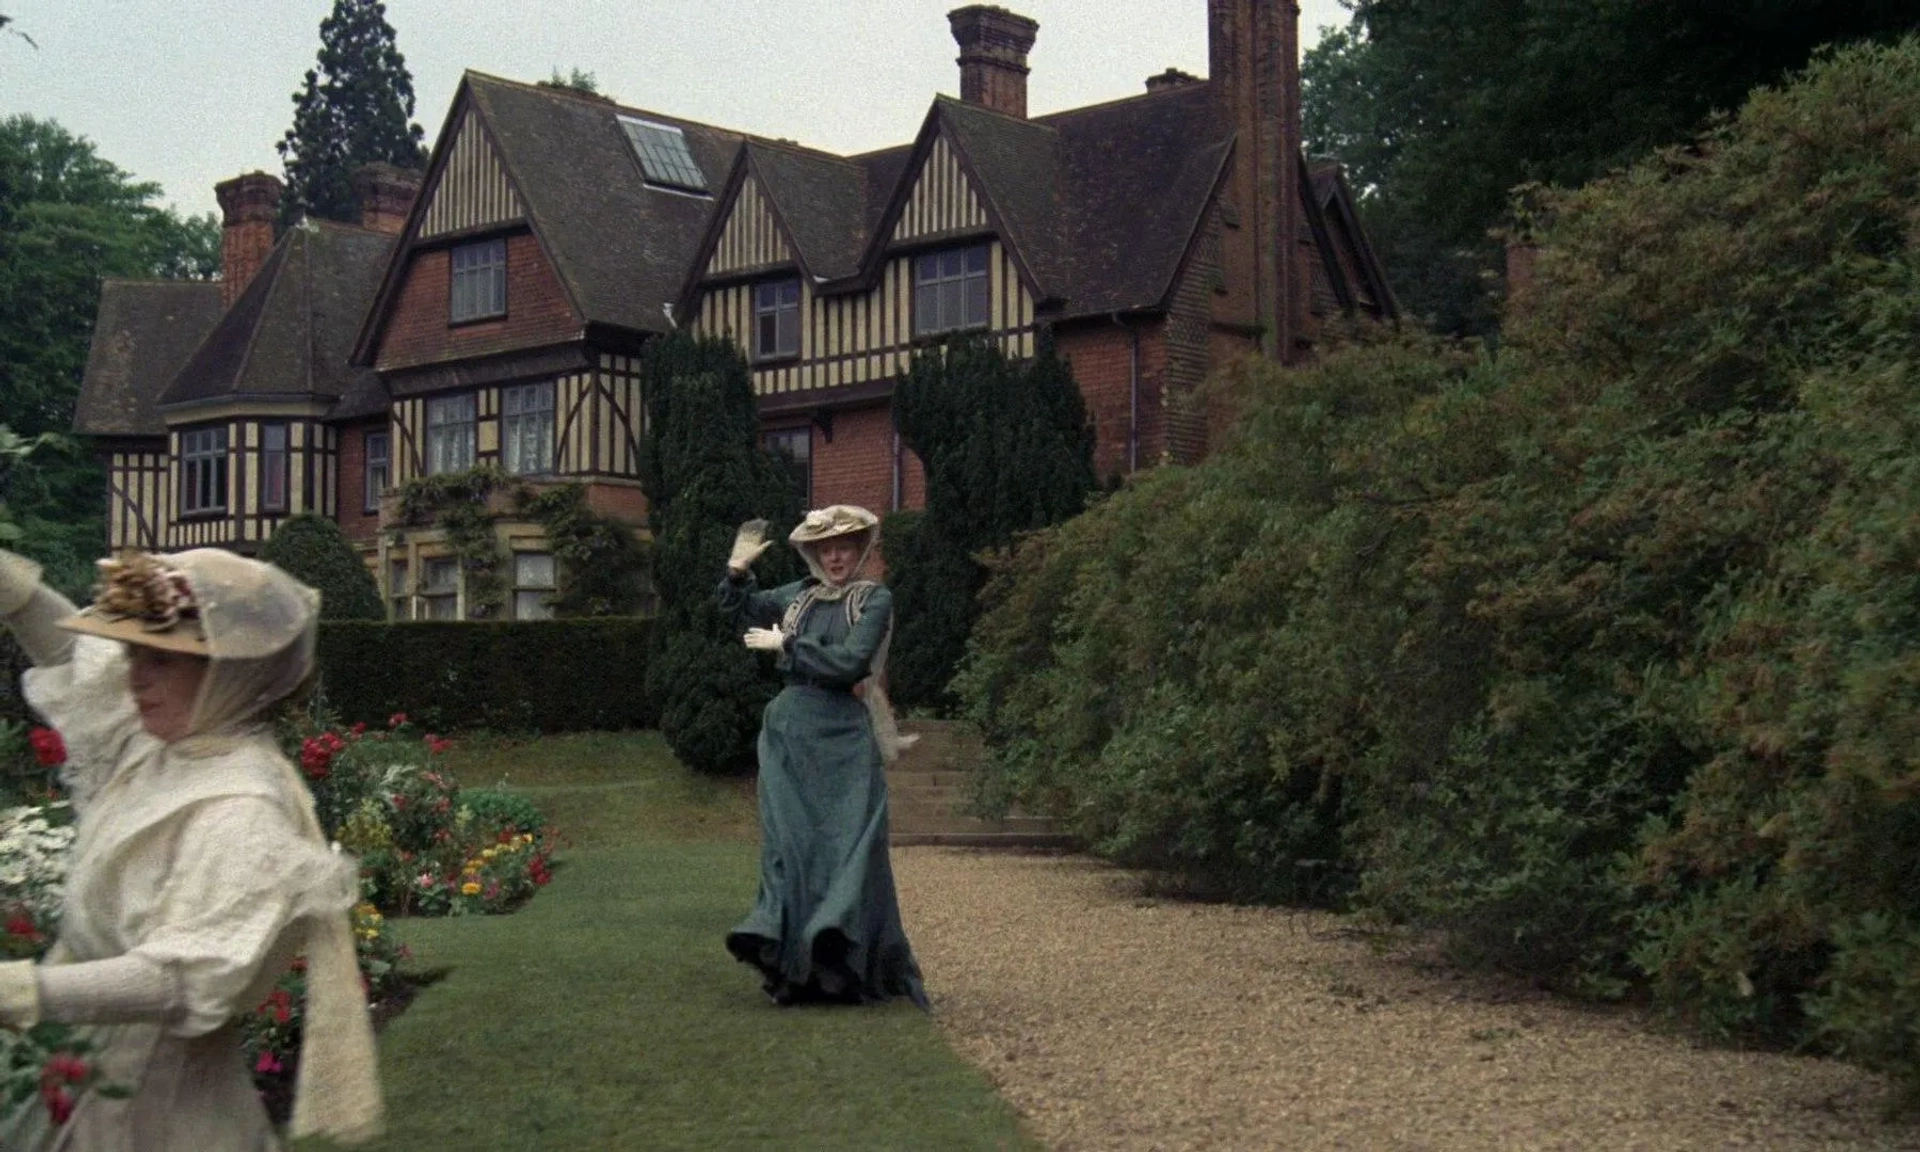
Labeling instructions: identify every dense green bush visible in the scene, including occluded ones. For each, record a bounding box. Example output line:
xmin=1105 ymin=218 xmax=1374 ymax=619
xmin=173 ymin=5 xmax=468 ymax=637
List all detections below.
xmin=638 ymin=332 xmax=800 ymax=774
xmin=315 ymin=617 xmax=654 ymax=733
xmin=957 ymin=37 xmax=1920 ymax=1090
xmin=260 ymin=512 xmax=384 ymax=620
xmin=891 ymin=332 xmax=1095 ymax=712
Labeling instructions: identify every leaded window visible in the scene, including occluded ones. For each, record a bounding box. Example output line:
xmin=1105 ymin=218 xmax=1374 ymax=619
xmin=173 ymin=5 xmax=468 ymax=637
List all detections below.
xmin=364 ymin=431 xmax=390 ymax=513
xmin=912 ymin=245 xmax=990 ymax=335
xmin=502 ymin=382 xmax=555 ymax=475
xmin=180 ymin=426 xmax=228 ymax=515
xmin=754 ymin=279 xmax=801 ymax=360
xmin=420 ymin=556 xmax=459 ymax=621
xmin=512 ymin=552 xmax=556 ymax=621
xmin=425 ymin=393 xmax=477 ymax=476
xmin=450 ymin=238 xmax=507 ymax=322
xmin=260 ymin=422 xmax=288 ymax=512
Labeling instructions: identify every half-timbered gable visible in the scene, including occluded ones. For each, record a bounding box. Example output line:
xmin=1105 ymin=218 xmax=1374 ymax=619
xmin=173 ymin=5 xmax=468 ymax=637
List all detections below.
xmin=141 ymin=220 xmax=393 ymax=552
xmin=77 ymin=280 xmax=225 ymax=552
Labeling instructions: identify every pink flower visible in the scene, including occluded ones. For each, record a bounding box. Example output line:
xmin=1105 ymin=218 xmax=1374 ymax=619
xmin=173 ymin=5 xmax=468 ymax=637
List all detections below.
xmin=41 ymin=1084 xmax=73 ymax=1124
xmin=388 ymin=712 xmax=408 ymax=729
xmin=350 ymin=721 xmax=367 ymax=736
xmin=254 ymin=1051 xmax=283 ymax=1075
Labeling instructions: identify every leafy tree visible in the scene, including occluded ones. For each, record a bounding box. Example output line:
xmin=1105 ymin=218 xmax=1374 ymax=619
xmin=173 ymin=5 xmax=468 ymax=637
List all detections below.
xmin=638 ymin=332 xmax=800 ymax=774
xmin=889 ymin=331 xmax=1095 ymax=712
xmin=0 ymin=115 xmax=218 ymax=581
xmin=259 ymin=513 xmax=385 ymax=620
xmin=276 ymin=0 xmax=427 ymax=227
xmin=1302 ymin=0 xmax=1920 ymax=335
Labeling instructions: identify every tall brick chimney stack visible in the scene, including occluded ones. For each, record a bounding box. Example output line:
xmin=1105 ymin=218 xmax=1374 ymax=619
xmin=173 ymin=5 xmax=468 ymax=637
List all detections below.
xmin=1208 ymin=0 xmax=1304 ymax=363
xmin=214 ymin=172 xmax=282 ymax=310
xmin=948 ymin=5 xmax=1039 ymax=119
xmin=352 ymin=162 xmax=423 ymax=234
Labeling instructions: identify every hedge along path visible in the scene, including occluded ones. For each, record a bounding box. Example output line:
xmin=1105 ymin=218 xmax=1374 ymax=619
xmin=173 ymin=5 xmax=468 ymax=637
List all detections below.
xmin=895 ymin=849 xmax=1920 ymax=1152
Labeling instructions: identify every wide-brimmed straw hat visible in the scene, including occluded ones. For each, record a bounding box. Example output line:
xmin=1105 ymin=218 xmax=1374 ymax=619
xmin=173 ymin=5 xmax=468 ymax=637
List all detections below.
xmin=60 ymin=552 xmax=210 ymax=655
xmin=787 ymin=505 xmax=879 ymax=546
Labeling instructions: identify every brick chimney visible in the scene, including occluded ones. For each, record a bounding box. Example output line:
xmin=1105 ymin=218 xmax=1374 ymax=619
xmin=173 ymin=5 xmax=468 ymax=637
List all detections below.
xmin=948 ymin=5 xmax=1039 ymax=119
xmin=1208 ymin=0 xmax=1304 ymax=363
xmin=214 ymin=171 xmax=282 ymax=310
xmin=352 ymin=162 xmax=423 ymax=234
xmin=1146 ymin=67 xmax=1202 ymax=93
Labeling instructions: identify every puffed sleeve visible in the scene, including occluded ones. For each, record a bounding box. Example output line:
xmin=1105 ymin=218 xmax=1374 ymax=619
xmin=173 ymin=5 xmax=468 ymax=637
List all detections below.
xmin=717 ymin=571 xmax=797 ymax=629
xmin=788 ymin=585 xmax=892 ymax=688
xmin=130 ymin=794 xmax=357 ymax=1037
xmin=21 ymin=635 xmax=148 ymax=814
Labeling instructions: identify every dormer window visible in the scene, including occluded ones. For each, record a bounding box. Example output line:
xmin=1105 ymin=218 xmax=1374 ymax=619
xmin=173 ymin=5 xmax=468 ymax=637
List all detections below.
xmin=450 ymin=238 xmax=507 ymax=323
xmin=618 ymin=117 xmax=709 ymax=194
xmin=912 ymin=245 xmax=990 ymax=336
xmin=754 ymin=279 xmax=801 ymax=361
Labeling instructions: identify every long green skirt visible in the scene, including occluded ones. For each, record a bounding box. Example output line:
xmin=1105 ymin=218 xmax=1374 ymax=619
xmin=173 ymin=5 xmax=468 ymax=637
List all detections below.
xmin=726 ymin=684 xmax=929 ymax=1008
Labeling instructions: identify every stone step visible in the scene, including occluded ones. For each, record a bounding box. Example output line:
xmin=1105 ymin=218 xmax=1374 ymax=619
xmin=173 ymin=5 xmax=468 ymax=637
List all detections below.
xmin=891 ymin=830 xmax=1080 ymax=849
xmin=885 ymin=769 xmax=976 ymax=790
xmin=890 ymin=814 xmax=1061 ymax=836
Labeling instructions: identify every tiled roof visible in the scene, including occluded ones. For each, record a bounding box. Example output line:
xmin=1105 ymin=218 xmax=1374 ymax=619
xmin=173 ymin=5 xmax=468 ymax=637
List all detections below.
xmin=466 ymin=74 xmax=745 ymax=334
xmin=744 ymin=141 xmax=869 ymax=281
xmin=159 ymin=221 xmax=393 ymax=417
xmin=75 ymin=280 xmax=224 ymax=437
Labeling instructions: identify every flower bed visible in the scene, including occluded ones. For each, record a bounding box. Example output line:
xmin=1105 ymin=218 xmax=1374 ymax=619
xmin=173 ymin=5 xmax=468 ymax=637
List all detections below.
xmin=0 ymin=712 xmax=561 ymax=1131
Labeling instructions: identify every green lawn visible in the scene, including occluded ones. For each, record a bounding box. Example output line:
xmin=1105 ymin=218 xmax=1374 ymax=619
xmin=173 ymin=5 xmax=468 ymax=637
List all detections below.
xmin=298 ymin=733 xmax=1033 ymax=1152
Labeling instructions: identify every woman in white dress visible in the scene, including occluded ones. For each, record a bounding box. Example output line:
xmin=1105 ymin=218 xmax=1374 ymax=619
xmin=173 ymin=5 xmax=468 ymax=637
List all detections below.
xmin=0 ymin=547 xmax=381 ymax=1150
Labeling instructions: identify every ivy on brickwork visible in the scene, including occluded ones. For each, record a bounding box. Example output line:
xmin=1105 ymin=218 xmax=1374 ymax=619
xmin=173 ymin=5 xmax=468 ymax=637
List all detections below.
xmin=390 ymin=467 xmax=648 ymax=618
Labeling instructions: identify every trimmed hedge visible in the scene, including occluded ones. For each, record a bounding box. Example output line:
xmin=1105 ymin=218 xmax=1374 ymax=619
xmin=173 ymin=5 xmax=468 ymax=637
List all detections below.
xmin=315 ymin=618 xmax=655 ymax=733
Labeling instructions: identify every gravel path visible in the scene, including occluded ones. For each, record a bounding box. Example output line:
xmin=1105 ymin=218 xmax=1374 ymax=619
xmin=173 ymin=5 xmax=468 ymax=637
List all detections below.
xmin=893 ymin=848 xmax=1920 ymax=1152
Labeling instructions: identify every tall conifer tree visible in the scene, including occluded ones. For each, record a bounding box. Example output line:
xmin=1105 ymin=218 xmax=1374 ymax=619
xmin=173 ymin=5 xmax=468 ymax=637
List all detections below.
xmin=276 ymin=0 xmax=426 ymax=226
xmin=890 ymin=331 xmax=1095 ymax=710
xmin=639 ymin=332 xmax=801 ymax=774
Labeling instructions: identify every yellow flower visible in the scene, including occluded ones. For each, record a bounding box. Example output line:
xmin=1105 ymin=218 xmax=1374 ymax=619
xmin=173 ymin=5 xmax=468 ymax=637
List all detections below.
xmin=460 ymin=881 xmax=482 ymax=896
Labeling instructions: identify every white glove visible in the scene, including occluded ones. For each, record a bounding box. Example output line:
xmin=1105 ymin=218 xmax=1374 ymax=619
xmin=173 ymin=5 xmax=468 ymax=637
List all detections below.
xmin=743 ymin=626 xmax=786 ymax=653
xmin=0 ymin=960 xmax=40 ymax=1029
xmin=0 ymin=549 xmax=42 ymax=616
xmin=727 ymin=519 xmax=772 ymax=574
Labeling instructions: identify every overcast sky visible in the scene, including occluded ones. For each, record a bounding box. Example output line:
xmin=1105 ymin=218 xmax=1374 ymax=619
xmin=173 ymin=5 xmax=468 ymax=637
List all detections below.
xmin=0 ymin=0 xmax=1350 ymax=221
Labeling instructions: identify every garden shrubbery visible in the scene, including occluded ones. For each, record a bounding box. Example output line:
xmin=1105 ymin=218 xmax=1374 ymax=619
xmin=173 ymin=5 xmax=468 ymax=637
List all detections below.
xmin=315 ymin=616 xmax=655 ymax=733
xmin=957 ymin=37 xmax=1920 ymax=1090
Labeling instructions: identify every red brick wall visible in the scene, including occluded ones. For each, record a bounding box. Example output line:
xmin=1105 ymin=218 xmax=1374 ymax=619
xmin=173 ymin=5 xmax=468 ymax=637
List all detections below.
xmin=374 ymin=232 xmax=582 ymax=371
xmin=584 ymin=482 xmax=649 ymax=526
xmin=1055 ymin=320 xmax=1169 ymax=481
xmin=809 ymin=406 xmax=896 ymax=517
xmin=335 ymin=419 xmax=384 ymax=544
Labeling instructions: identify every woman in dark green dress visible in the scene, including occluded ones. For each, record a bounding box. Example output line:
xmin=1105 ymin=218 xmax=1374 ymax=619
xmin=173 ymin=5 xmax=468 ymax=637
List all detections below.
xmin=718 ymin=505 xmax=929 ymax=1008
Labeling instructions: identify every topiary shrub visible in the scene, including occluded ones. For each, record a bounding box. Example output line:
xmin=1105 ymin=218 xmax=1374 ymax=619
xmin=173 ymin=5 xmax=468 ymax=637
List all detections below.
xmin=638 ymin=331 xmax=801 ymax=774
xmin=260 ymin=512 xmax=384 ymax=620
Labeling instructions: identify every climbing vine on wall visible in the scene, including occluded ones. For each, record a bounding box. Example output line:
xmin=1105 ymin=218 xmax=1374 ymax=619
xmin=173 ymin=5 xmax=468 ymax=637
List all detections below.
xmin=391 ymin=467 xmax=649 ymax=618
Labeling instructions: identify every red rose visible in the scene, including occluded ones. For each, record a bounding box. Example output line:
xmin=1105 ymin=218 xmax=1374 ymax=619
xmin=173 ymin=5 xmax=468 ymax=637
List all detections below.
xmin=28 ymin=727 xmax=65 ymax=767
xmin=41 ymin=1084 xmax=74 ymax=1125
xmin=6 ymin=911 xmax=38 ymax=938
xmin=299 ymin=737 xmax=334 ymax=781
xmin=388 ymin=712 xmax=408 ymax=728
xmin=255 ymin=1051 xmax=282 ymax=1074
xmin=350 ymin=721 xmax=367 ymax=736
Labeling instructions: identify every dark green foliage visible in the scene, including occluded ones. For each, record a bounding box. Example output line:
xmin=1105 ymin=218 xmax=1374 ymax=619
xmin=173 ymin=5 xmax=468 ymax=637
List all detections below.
xmin=0 ymin=117 xmax=217 ymax=572
xmin=276 ymin=0 xmax=427 ymax=226
xmin=638 ymin=332 xmax=800 ymax=774
xmin=260 ymin=512 xmax=384 ymax=620
xmin=1302 ymin=0 xmax=1920 ymax=334
xmin=961 ymin=38 xmax=1920 ymax=1090
xmin=889 ymin=332 xmax=1095 ymax=712
xmin=315 ymin=618 xmax=655 ymax=733
xmin=458 ymin=788 xmax=545 ymax=836
xmin=516 ymin=484 xmax=651 ymax=616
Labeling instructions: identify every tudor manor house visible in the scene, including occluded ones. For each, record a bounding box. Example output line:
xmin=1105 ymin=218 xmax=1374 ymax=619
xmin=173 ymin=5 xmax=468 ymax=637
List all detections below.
xmin=76 ymin=1 xmax=1394 ymax=621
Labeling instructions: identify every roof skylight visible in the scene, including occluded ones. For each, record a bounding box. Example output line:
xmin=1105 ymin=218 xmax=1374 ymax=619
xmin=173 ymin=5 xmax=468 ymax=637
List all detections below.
xmin=618 ymin=117 xmax=709 ymax=194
